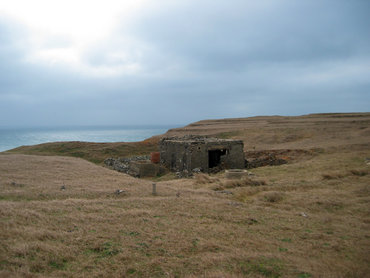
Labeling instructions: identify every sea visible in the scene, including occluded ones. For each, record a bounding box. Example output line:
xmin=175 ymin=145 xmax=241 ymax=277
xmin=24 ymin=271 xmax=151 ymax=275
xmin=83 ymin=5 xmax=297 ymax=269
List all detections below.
xmin=0 ymin=125 xmax=175 ymax=152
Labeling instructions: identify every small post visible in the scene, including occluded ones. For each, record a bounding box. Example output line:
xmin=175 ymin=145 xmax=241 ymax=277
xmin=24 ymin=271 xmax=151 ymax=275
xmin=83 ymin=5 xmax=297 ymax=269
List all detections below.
xmin=152 ymin=183 xmax=157 ymax=196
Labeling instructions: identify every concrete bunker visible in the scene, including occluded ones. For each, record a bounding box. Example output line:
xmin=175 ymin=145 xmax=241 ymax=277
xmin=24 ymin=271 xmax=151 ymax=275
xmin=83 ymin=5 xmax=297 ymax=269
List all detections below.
xmin=159 ymin=136 xmax=245 ymax=173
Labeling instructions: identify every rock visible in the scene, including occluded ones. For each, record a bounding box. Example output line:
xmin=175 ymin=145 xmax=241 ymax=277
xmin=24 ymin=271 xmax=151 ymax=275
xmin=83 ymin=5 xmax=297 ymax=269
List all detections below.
xmin=114 ymin=189 xmax=126 ymax=195
xmin=192 ymin=168 xmax=202 ymax=173
xmin=152 ymin=183 xmax=157 ymax=196
xmin=225 ymin=169 xmax=248 ymax=179
xmin=104 ymin=158 xmax=115 ymax=166
xmin=104 ymin=156 xmax=150 ymax=174
xmin=11 ymin=181 xmax=24 ymax=187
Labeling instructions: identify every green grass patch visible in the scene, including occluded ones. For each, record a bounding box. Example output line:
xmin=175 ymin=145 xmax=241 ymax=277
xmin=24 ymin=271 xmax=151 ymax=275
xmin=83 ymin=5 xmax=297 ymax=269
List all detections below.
xmin=126 ymin=268 xmax=137 ymax=275
xmin=48 ymin=259 xmax=68 ymax=270
xmin=85 ymin=241 xmax=120 ymax=258
xmin=239 ymin=257 xmax=284 ymax=277
xmin=298 ymin=272 xmax=312 ymax=278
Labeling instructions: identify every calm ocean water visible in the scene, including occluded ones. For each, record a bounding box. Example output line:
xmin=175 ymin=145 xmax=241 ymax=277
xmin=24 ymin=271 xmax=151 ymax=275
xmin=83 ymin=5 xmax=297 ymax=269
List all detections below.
xmin=0 ymin=125 xmax=173 ymax=152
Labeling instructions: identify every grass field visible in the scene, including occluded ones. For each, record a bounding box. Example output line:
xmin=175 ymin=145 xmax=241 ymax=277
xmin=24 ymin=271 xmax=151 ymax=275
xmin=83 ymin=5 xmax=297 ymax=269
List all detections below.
xmin=1 ymin=113 xmax=369 ymax=277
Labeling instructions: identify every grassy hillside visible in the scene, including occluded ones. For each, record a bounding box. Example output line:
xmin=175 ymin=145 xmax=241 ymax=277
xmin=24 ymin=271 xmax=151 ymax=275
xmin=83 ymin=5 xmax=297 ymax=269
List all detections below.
xmin=6 ymin=113 xmax=370 ymax=165
xmin=0 ymin=143 xmax=369 ymax=277
xmin=165 ymin=112 xmax=370 ymax=152
xmin=6 ymin=137 xmax=160 ymax=164
xmin=1 ymin=113 xmax=369 ymax=277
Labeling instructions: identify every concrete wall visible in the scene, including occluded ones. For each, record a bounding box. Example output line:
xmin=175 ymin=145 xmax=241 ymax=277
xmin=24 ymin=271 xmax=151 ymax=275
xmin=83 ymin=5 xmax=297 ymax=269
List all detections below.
xmin=129 ymin=160 xmax=159 ymax=177
xmin=159 ymin=137 xmax=245 ymax=173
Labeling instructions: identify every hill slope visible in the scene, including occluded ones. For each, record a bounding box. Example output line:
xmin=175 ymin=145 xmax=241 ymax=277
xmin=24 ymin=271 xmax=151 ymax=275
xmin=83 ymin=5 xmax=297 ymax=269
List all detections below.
xmin=6 ymin=113 xmax=370 ymax=164
xmin=164 ymin=112 xmax=370 ymax=151
xmin=0 ymin=113 xmax=369 ymax=277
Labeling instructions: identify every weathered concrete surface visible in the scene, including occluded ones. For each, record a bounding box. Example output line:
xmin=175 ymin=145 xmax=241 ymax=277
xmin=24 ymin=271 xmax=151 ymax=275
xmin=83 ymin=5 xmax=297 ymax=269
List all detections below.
xmin=129 ymin=160 xmax=160 ymax=178
xmin=159 ymin=136 xmax=245 ymax=174
xmin=225 ymin=169 xmax=249 ymax=179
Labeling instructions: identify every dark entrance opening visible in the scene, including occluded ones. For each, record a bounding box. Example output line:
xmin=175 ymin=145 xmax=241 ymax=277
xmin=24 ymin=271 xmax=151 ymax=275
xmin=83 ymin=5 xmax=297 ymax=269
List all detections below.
xmin=208 ymin=149 xmax=227 ymax=168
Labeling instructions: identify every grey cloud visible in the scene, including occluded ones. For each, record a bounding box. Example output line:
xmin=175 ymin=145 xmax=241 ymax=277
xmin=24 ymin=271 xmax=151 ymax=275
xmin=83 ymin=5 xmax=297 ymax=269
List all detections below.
xmin=0 ymin=1 xmax=369 ymax=128
xmin=129 ymin=0 xmax=370 ymax=70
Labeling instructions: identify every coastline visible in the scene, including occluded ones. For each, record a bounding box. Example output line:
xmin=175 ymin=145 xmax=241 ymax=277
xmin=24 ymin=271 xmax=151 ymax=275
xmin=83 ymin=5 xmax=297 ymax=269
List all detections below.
xmin=0 ymin=125 xmax=174 ymax=153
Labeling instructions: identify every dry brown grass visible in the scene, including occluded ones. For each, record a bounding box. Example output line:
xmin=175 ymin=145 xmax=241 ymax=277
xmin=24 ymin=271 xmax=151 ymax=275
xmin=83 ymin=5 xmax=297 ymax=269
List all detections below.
xmin=322 ymin=167 xmax=369 ymax=180
xmin=259 ymin=191 xmax=285 ymax=203
xmin=322 ymin=172 xmax=346 ymax=180
xmin=165 ymin=113 xmax=370 ymax=152
xmin=1 ymin=149 xmax=369 ymax=277
xmin=194 ymin=173 xmax=219 ymax=185
xmin=194 ymin=173 xmax=266 ymax=191
xmin=223 ymin=177 xmax=267 ymax=188
xmin=348 ymin=168 xmax=369 ymax=176
xmin=1 ymin=113 xmax=370 ymax=277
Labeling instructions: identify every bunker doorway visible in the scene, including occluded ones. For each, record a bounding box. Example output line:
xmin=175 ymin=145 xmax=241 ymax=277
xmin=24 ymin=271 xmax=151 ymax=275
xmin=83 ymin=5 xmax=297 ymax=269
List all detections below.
xmin=208 ymin=149 xmax=227 ymax=168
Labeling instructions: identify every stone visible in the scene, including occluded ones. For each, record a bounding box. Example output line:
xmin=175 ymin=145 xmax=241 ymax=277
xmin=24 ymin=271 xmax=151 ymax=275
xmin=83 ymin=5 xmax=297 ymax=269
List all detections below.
xmin=225 ymin=169 xmax=249 ymax=179
xmin=152 ymin=183 xmax=157 ymax=195
xmin=104 ymin=156 xmax=150 ymax=175
xmin=10 ymin=181 xmax=24 ymax=187
xmin=114 ymin=189 xmax=126 ymax=195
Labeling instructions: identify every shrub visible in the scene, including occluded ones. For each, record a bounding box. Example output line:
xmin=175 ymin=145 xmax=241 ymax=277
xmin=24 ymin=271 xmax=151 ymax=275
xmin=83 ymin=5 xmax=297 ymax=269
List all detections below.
xmin=261 ymin=191 xmax=285 ymax=203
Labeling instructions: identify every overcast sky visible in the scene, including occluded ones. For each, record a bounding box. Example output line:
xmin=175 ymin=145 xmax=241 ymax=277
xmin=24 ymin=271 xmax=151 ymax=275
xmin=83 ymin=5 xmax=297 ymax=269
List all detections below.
xmin=0 ymin=0 xmax=369 ymax=127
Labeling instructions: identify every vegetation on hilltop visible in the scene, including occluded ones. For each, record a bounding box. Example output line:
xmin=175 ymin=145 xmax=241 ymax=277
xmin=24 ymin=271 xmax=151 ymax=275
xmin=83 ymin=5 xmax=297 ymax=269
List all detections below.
xmin=6 ymin=113 xmax=370 ymax=167
xmin=6 ymin=137 xmax=160 ymax=164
